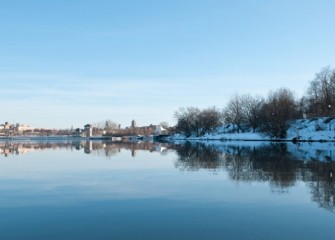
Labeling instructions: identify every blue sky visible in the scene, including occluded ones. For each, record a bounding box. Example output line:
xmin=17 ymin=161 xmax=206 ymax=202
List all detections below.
xmin=1 ymin=0 xmax=335 ymax=128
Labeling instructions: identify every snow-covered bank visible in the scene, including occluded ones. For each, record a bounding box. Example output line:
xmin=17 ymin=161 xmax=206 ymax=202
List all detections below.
xmin=286 ymin=118 xmax=335 ymax=141
xmin=170 ymin=117 xmax=335 ymax=142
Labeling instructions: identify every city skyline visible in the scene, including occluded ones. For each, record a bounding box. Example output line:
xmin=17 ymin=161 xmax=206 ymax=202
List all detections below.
xmin=1 ymin=0 xmax=335 ymax=128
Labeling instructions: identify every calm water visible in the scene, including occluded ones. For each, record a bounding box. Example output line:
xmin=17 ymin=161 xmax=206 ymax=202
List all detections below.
xmin=0 ymin=140 xmax=334 ymax=240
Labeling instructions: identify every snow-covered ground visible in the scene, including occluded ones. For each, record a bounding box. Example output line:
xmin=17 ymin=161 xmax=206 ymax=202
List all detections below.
xmin=286 ymin=118 xmax=335 ymax=141
xmin=170 ymin=117 xmax=335 ymax=142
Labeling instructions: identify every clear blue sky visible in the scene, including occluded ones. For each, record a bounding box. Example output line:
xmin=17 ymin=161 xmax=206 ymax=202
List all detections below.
xmin=1 ymin=0 xmax=334 ymax=128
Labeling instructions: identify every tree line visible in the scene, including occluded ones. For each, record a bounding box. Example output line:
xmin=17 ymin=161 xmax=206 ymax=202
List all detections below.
xmin=175 ymin=66 xmax=335 ymax=138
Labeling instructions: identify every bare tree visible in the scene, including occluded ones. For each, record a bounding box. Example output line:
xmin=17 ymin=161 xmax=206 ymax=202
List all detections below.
xmin=197 ymin=107 xmax=223 ymax=136
xmin=91 ymin=119 xmax=119 ymax=132
xmin=305 ymin=67 xmax=335 ymax=117
xmin=175 ymin=107 xmax=200 ymax=137
xmin=223 ymin=94 xmax=246 ymax=133
xmin=260 ymin=88 xmax=301 ymax=138
xmin=175 ymin=107 xmax=223 ymax=137
xmin=241 ymin=95 xmax=265 ymax=132
xmin=104 ymin=119 xmax=119 ymax=131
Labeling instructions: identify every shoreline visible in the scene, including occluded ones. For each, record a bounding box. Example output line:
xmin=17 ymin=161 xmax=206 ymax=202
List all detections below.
xmin=0 ymin=135 xmax=335 ymax=143
xmin=168 ymin=138 xmax=335 ymax=143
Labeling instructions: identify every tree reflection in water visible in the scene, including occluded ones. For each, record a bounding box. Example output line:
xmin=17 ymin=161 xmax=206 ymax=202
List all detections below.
xmin=305 ymin=161 xmax=335 ymax=210
xmin=174 ymin=142 xmax=224 ymax=170
xmin=174 ymin=141 xmax=335 ymax=211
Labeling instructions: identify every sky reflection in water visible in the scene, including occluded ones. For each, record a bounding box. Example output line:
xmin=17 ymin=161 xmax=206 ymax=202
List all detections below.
xmin=0 ymin=140 xmax=334 ymax=240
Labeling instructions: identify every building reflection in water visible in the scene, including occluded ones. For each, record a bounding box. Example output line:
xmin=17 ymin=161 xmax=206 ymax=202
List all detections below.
xmin=0 ymin=140 xmax=171 ymax=158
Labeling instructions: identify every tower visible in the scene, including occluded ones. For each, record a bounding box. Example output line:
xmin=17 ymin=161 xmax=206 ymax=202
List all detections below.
xmin=131 ymin=120 xmax=137 ymax=128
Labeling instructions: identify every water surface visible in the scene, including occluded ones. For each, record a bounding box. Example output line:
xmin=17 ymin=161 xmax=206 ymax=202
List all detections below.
xmin=0 ymin=140 xmax=334 ymax=240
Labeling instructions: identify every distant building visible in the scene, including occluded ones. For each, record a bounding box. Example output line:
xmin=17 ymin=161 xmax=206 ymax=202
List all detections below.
xmin=131 ymin=120 xmax=137 ymax=128
xmin=153 ymin=125 xmax=167 ymax=135
xmin=15 ymin=123 xmax=33 ymax=132
xmin=74 ymin=128 xmax=82 ymax=137
xmin=0 ymin=122 xmax=33 ymax=133
xmin=84 ymin=124 xmax=93 ymax=137
xmin=0 ymin=124 xmax=4 ymax=136
xmin=4 ymin=122 xmax=11 ymax=130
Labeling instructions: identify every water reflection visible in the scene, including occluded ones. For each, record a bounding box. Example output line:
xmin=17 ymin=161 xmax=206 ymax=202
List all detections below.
xmin=0 ymin=140 xmax=170 ymax=157
xmin=174 ymin=142 xmax=223 ymax=170
xmin=1 ymin=140 xmax=334 ymax=210
xmin=307 ymin=161 xmax=335 ymax=210
xmin=174 ymin=142 xmax=335 ymax=211
xmin=0 ymin=141 xmax=76 ymax=156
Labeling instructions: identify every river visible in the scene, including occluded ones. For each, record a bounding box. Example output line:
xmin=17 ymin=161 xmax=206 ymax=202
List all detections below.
xmin=0 ymin=140 xmax=334 ymax=240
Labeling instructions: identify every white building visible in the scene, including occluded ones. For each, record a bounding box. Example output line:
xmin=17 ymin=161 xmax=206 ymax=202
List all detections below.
xmin=153 ymin=125 xmax=167 ymax=135
xmin=16 ymin=123 xmax=33 ymax=132
xmin=84 ymin=124 xmax=93 ymax=137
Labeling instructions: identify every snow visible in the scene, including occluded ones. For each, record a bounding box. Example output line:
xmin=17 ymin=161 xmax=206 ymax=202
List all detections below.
xmin=170 ymin=117 xmax=335 ymax=142
xmin=286 ymin=118 xmax=335 ymax=141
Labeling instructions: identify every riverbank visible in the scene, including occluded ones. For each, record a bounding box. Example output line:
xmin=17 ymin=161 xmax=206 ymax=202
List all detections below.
xmin=1 ymin=118 xmax=334 ymax=143
xmin=169 ymin=117 xmax=335 ymax=142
